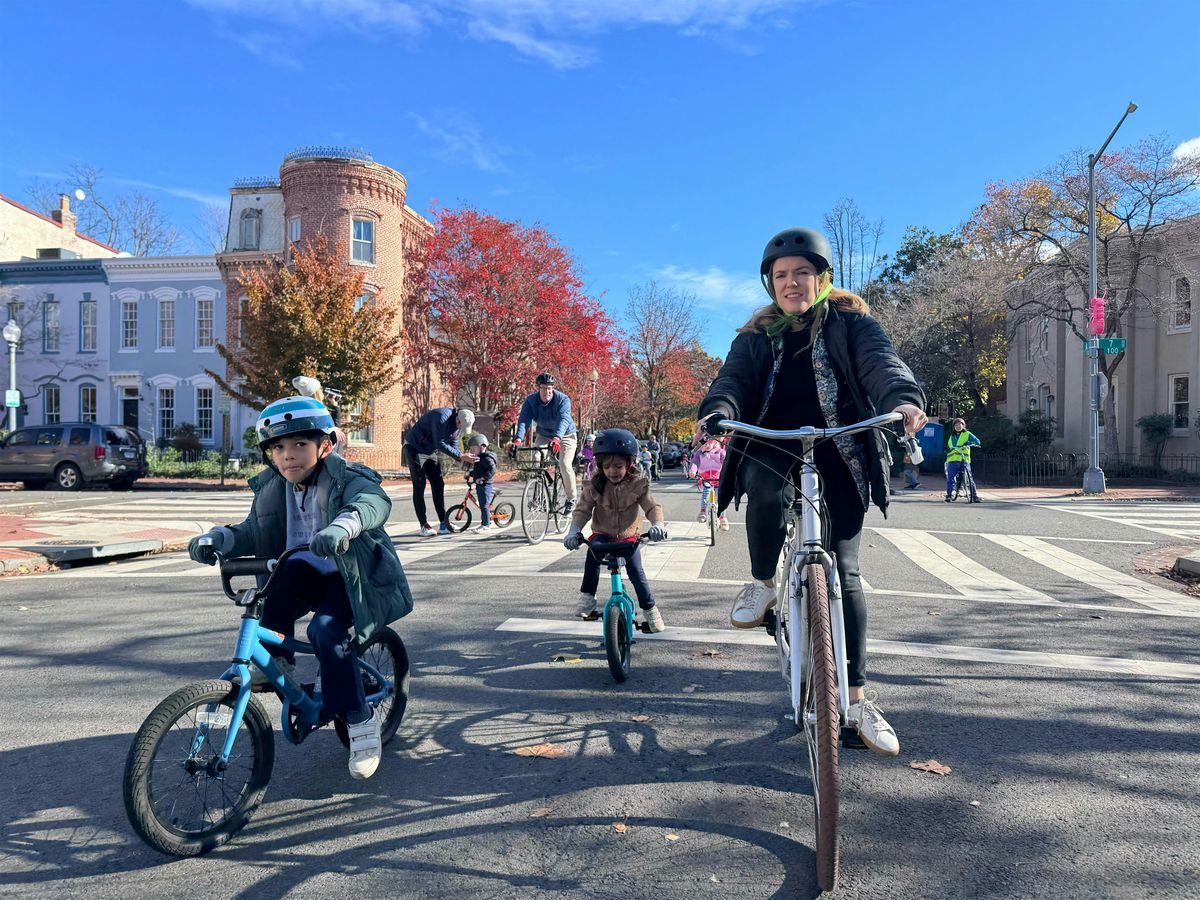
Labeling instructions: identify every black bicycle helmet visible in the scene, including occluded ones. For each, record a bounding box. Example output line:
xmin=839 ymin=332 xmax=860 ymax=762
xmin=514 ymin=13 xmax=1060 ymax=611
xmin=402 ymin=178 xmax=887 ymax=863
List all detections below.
xmin=535 ymin=372 xmax=555 ymax=386
xmin=593 ymin=428 xmax=638 ymax=457
xmin=760 ymin=228 xmax=834 ymax=294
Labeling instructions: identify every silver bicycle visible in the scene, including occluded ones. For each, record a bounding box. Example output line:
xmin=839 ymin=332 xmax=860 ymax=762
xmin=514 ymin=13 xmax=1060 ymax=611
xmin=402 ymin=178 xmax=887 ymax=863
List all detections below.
xmin=717 ymin=411 xmax=922 ymax=893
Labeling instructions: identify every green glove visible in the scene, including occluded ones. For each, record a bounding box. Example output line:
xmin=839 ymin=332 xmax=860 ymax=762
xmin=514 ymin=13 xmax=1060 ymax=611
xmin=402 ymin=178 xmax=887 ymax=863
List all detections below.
xmin=310 ymin=524 xmax=351 ymax=558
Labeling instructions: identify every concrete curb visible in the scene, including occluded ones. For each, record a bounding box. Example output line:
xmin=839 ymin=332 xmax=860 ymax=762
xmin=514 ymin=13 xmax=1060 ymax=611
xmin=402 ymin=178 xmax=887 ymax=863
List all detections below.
xmin=1173 ymin=554 xmax=1200 ymax=577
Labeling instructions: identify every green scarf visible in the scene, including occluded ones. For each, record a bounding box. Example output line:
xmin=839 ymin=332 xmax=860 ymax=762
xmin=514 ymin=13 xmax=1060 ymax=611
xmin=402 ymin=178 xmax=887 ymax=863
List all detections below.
xmin=764 ymin=282 xmax=833 ymax=338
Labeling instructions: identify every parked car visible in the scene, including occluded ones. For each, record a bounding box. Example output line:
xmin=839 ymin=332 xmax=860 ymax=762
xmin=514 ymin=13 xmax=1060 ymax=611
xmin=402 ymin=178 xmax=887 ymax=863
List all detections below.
xmin=660 ymin=443 xmax=684 ymax=469
xmin=0 ymin=422 xmax=148 ymax=490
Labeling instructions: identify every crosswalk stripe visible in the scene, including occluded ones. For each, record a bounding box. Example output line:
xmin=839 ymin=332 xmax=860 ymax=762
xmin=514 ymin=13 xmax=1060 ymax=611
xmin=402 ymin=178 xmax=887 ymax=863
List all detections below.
xmin=980 ymin=533 xmax=1199 ymax=615
xmin=872 ymin=528 xmax=1059 ymax=603
xmin=495 ymin=618 xmax=1200 ymax=679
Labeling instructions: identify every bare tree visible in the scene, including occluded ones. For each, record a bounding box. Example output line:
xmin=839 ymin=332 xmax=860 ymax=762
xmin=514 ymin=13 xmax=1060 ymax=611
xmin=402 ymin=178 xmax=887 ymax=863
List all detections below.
xmin=193 ymin=203 xmax=230 ymax=254
xmin=973 ymin=134 xmax=1200 ymax=459
xmin=625 ymin=281 xmax=704 ymax=436
xmin=823 ymin=197 xmax=886 ymax=299
xmin=27 ymin=163 xmax=181 ymax=256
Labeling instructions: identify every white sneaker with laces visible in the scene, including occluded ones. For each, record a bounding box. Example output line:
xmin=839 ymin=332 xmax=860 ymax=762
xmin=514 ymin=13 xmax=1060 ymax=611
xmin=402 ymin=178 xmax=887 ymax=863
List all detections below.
xmin=642 ymin=606 xmax=665 ymax=633
xmin=846 ymin=694 xmax=900 ymax=757
xmin=575 ymin=592 xmax=597 ymax=619
xmin=419 ymin=524 xmax=437 ymax=537
xmin=347 ymin=707 xmax=383 ymax=779
xmin=474 ymin=523 xmax=492 ymax=533
xmin=730 ymin=581 xmax=775 ymax=629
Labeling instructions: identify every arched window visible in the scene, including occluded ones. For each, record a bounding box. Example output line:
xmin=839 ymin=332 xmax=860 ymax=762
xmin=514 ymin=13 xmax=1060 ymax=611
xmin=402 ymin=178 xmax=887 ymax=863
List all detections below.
xmin=239 ymin=209 xmax=262 ymax=250
xmin=1171 ymin=276 xmax=1192 ymax=330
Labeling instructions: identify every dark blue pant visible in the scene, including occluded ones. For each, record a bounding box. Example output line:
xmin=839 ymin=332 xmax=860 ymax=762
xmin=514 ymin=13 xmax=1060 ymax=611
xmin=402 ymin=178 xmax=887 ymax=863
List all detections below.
xmin=475 ymin=482 xmax=494 ymax=524
xmin=946 ymin=460 xmax=978 ymax=499
xmin=260 ymin=557 xmax=369 ymax=724
xmin=581 ymin=534 xmax=656 ymax=609
xmin=903 ymin=463 xmax=919 ymax=487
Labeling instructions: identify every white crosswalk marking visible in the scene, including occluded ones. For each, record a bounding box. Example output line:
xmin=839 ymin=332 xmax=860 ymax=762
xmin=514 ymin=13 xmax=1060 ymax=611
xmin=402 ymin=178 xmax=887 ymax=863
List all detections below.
xmin=871 ymin=528 xmax=1059 ymax=603
xmin=1030 ymin=501 xmax=1200 ymax=540
xmin=981 ymin=533 xmax=1199 ymax=615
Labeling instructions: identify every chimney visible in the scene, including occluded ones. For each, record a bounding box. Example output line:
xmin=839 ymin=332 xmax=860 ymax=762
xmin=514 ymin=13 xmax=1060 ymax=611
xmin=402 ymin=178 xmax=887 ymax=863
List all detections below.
xmin=51 ymin=194 xmax=77 ymax=234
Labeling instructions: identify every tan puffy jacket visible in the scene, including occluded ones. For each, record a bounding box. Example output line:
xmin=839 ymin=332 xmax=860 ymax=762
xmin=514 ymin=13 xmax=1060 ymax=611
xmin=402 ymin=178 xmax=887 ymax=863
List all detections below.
xmin=570 ymin=471 xmax=663 ymax=540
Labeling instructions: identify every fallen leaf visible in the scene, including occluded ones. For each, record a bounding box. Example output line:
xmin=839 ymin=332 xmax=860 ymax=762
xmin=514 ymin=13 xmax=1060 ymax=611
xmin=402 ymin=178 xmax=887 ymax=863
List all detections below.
xmin=969 ymin=800 xmax=981 ymax=807
xmin=910 ymin=759 xmax=952 ymax=775
xmin=17 ymin=606 xmax=29 ymax=611
xmin=1089 ymin=615 xmax=1104 ymax=620
xmin=926 ymin=611 xmax=941 ymax=616
xmin=612 ymin=822 xmax=628 ymax=834
xmin=690 ymin=648 xmax=722 ymax=659
xmin=665 ymin=833 xmax=680 ymax=841
xmin=551 ymin=655 xmax=583 ymax=664
xmin=631 ymin=714 xmax=652 ymax=722
xmin=529 ymin=807 xmax=553 ymax=818
xmin=512 ymin=743 xmax=566 ymax=758
xmin=779 ymin=821 xmax=790 ymax=829
xmin=710 ymin=875 xmax=720 ymax=883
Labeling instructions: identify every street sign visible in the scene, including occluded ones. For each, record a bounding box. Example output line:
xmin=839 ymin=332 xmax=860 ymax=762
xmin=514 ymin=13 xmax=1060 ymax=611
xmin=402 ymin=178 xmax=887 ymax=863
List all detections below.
xmin=5 ymin=389 xmax=19 ymax=408
xmin=1082 ymin=338 xmax=1127 ymax=355
xmin=217 ymin=394 xmax=231 ymax=415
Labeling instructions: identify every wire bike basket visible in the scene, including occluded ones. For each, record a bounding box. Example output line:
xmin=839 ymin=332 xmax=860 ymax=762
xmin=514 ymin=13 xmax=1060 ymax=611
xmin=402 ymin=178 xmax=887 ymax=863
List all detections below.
xmin=515 ymin=446 xmax=551 ymax=472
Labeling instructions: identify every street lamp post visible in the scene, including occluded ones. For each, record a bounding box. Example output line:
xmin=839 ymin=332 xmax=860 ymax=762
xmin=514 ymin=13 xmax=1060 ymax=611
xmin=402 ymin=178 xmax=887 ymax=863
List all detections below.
xmin=1082 ymin=101 xmax=1138 ymax=495
xmin=3 ymin=319 xmax=22 ymax=432
xmin=588 ymin=368 xmax=599 ymax=434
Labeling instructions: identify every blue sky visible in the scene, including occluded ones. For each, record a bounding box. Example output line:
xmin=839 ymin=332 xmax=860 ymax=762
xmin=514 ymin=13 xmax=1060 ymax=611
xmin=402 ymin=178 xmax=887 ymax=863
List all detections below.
xmin=3 ymin=0 xmax=1198 ymax=356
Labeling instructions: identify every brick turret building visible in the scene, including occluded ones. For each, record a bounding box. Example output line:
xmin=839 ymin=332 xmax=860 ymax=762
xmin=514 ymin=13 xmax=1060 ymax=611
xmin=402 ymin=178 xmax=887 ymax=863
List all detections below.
xmin=216 ymin=146 xmax=432 ymax=469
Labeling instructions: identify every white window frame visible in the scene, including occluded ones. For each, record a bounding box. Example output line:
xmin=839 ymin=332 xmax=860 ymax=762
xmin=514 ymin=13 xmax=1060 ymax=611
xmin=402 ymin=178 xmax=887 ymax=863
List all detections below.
xmin=1024 ymin=322 xmax=1034 ymax=363
xmin=195 ymin=386 xmax=214 ymax=442
xmin=80 ymin=384 xmax=97 ymax=423
xmin=289 ymin=215 xmax=301 ymax=244
xmin=43 ymin=299 xmax=60 ymax=353
xmin=1169 ymin=373 xmax=1190 ymax=433
xmin=1170 ymin=276 xmax=1192 ymax=333
xmin=43 ymin=384 xmax=61 ymax=424
xmin=121 ymin=300 xmax=138 ymax=351
xmin=158 ymin=297 xmax=176 ymax=350
xmin=80 ymin=296 xmax=97 ymax=352
xmin=351 ymin=218 xmax=375 ymax=264
xmin=195 ymin=297 xmax=215 ymax=349
xmin=159 ymin=387 xmax=175 ymax=438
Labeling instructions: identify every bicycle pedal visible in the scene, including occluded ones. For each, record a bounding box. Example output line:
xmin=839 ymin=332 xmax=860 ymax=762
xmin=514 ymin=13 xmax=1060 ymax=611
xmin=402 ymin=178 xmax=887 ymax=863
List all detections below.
xmin=581 ymin=611 xmax=601 ymax=621
xmin=840 ymin=726 xmax=868 ymax=750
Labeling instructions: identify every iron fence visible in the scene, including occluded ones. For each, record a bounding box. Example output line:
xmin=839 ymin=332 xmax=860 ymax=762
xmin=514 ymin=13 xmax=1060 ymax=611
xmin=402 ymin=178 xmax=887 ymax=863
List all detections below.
xmin=1098 ymin=453 xmax=1200 ymax=482
xmin=970 ymin=452 xmax=1087 ymax=487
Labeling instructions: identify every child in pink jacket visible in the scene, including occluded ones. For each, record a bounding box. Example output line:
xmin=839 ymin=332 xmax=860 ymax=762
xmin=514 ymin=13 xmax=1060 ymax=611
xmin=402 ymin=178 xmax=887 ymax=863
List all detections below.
xmin=689 ymin=438 xmax=729 ymax=530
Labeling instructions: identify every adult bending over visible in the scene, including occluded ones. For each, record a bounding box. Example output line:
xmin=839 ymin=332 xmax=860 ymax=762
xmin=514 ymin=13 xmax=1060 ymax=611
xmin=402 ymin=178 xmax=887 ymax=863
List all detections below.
xmin=404 ymin=407 xmax=478 ymax=536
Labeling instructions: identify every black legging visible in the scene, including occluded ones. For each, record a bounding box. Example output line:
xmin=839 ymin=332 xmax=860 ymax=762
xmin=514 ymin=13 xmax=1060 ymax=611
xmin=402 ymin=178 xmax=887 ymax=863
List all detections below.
xmin=406 ymin=451 xmax=447 ymax=528
xmin=740 ymin=443 xmax=869 ymax=687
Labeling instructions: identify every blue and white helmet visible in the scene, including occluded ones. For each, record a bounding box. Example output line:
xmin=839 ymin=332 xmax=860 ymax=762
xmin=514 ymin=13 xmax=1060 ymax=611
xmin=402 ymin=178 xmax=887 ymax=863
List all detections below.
xmin=256 ymin=396 xmax=337 ymax=449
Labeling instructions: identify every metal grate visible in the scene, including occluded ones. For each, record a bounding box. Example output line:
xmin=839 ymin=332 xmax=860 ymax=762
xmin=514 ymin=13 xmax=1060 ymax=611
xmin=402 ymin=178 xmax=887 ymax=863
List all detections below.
xmin=283 ymin=145 xmax=374 ymax=164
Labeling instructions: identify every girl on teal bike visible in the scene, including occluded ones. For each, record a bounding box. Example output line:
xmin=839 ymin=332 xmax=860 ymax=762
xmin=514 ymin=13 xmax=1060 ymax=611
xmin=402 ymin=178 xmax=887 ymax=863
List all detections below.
xmin=563 ymin=428 xmax=669 ymax=631
xmin=188 ymin=395 xmax=412 ymax=780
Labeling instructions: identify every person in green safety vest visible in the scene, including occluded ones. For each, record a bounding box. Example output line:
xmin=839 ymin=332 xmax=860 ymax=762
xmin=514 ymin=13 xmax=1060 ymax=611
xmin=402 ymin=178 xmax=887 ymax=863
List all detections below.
xmin=944 ymin=417 xmax=982 ymax=503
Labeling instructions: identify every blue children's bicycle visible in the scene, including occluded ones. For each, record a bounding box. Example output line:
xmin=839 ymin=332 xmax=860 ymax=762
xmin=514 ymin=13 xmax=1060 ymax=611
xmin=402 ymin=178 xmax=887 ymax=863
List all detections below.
xmin=122 ymin=542 xmax=410 ymax=856
xmin=581 ymin=533 xmax=656 ymax=683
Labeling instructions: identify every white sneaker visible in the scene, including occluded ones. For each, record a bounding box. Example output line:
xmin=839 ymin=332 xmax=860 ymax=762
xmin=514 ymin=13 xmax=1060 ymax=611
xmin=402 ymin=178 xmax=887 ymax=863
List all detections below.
xmin=696 ymin=512 xmax=707 ymax=524
xmin=730 ymin=581 xmax=775 ymax=629
xmin=473 ymin=524 xmax=492 ymax=533
xmin=250 ymin=658 xmax=294 ymax=692
xmin=846 ymin=694 xmax=900 ymax=757
xmin=575 ymin=592 xmax=597 ymax=619
xmin=419 ymin=524 xmax=437 ymax=537
xmin=642 ymin=606 xmax=665 ymax=633
xmin=347 ymin=707 xmax=383 ymax=779
xmin=718 ymin=515 xmax=730 ymax=531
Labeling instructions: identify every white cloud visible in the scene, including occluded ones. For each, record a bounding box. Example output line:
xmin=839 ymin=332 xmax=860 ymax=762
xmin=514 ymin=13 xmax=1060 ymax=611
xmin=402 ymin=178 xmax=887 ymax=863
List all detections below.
xmin=654 ymin=263 xmax=764 ymax=314
xmin=188 ymin=0 xmax=802 ymax=68
xmin=1173 ymin=136 xmax=1200 ymax=161
xmin=410 ymin=113 xmax=510 ymax=173
xmin=108 ymin=177 xmax=228 ymax=208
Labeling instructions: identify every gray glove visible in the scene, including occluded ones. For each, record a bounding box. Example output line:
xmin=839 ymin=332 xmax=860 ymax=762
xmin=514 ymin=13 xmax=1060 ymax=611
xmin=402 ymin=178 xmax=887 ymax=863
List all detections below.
xmin=563 ymin=528 xmax=584 ymax=551
xmin=310 ymin=524 xmax=351 ymax=558
xmin=188 ymin=531 xmax=221 ymax=566
xmin=648 ymin=524 xmax=668 ymax=542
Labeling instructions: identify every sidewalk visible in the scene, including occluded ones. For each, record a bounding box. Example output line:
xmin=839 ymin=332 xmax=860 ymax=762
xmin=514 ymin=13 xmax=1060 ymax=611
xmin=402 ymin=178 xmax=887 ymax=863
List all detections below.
xmin=898 ymin=476 xmax=1200 ymax=503
xmin=0 ymin=470 xmax=524 ymax=574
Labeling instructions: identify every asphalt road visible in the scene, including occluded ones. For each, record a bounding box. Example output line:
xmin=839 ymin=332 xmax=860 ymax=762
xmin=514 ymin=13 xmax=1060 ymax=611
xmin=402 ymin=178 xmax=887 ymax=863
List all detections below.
xmin=2 ymin=473 xmax=1198 ymax=898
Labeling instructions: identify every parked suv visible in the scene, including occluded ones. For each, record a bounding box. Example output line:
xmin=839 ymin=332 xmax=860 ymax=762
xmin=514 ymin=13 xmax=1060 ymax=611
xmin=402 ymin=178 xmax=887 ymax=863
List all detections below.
xmin=0 ymin=422 xmax=148 ymax=490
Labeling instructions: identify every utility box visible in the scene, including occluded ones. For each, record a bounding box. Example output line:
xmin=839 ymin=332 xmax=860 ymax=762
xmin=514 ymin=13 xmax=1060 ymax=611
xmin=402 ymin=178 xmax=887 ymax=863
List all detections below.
xmin=917 ymin=422 xmax=944 ymax=471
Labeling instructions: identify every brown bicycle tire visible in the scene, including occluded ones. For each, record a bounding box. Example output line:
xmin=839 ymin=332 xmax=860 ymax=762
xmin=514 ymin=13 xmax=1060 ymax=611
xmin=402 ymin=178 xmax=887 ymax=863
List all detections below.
xmin=803 ymin=562 xmax=840 ymax=892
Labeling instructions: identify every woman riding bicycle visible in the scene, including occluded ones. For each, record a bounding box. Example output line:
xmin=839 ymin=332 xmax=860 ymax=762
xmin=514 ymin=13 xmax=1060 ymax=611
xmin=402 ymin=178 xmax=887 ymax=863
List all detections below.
xmin=696 ymin=227 xmax=926 ymax=756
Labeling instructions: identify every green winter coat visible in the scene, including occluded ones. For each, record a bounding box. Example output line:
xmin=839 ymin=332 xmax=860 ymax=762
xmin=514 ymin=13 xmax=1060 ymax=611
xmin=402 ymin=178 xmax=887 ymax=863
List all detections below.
xmin=223 ymin=453 xmax=412 ymax=643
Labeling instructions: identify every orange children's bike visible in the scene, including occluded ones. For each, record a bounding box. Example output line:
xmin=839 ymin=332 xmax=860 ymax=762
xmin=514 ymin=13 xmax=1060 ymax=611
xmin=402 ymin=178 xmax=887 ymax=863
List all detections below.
xmin=446 ymin=478 xmax=516 ymax=533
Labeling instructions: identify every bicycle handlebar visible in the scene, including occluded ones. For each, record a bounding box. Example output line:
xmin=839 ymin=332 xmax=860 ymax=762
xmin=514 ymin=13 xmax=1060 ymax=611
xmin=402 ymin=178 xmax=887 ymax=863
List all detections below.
xmin=716 ymin=411 xmax=924 ymax=466
xmin=580 ymin=532 xmax=654 ymax=556
xmin=197 ymin=538 xmax=330 ymax=605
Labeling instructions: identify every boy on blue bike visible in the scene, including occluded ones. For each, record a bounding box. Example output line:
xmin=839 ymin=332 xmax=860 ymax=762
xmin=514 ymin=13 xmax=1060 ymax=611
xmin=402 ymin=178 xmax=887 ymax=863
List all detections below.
xmin=563 ymin=428 xmax=669 ymax=632
xmin=187 ymin=395 xmax=412 ymax=780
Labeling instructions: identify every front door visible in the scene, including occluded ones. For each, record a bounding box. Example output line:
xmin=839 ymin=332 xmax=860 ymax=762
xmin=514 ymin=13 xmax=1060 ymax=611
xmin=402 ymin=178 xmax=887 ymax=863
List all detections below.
xmin=122 ymin=397 xmax=139 ymax=431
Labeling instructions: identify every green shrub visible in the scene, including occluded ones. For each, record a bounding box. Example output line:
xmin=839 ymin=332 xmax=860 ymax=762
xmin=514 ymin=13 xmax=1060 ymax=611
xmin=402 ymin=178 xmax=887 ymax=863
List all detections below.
xmin=1135 ymin=413 xmax=1174 ymax=469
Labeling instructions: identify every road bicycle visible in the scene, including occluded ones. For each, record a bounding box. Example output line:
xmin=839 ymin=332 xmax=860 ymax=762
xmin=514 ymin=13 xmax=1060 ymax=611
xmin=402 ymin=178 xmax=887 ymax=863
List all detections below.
xmin=445 ymin=478 xmax=516 ymax=532
xmin=516 ymin=445 xmax=569 ymax=544
xmin=945 ymin=460 xmax=979 ymax=503
xmin=580 ymin=533 xmax=656 ymax=683
xmin=123 ymin=542 xmax=409 ymax=856
xmin=716 ymin=411 xmax=921 ymax=893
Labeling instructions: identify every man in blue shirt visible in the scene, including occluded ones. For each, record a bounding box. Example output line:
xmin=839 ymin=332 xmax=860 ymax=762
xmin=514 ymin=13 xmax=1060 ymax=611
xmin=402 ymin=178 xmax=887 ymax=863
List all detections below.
xmin=513 ymin=372 xmax=579 ymax=512
xmin=405 ymin=407 xmax=478 ymax=536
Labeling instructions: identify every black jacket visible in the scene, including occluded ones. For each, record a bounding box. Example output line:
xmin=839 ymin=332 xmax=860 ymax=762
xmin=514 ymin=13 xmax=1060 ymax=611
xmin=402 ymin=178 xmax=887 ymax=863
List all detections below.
xmin=698 ymin=305 xmax=924 ymax=516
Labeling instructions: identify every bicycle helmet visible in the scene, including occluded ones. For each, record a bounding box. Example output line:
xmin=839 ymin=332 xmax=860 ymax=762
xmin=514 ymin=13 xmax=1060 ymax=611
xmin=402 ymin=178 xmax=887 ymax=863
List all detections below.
xmin=760 ymin=227 xmax=834 ymax=294
xmin=535 ymin=372 xmax=555 ymax=386
xmin=256 ymin=396 xmax=336 ymax=449
xmin=593 ymin=428 xmax=638 ymax=457
xmin=468 ymin=433 xmax=489 ymax=448
xmin=584 ymin=432 xmax=596 ymax=442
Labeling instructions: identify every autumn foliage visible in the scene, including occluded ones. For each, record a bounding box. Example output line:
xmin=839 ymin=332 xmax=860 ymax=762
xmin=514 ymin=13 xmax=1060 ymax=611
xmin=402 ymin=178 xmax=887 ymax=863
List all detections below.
xmin=404 ymin=206 xmax=624 ymax=430
xmin=210 ymin=235 xmax=405 ymax=417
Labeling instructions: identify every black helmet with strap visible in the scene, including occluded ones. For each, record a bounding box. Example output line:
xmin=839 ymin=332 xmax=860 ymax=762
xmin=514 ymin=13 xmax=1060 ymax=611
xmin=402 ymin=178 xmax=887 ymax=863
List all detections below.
xmin=536 ymin=372 xmax=555 ymax=386
xmin=593 ymin=428 xmax=638 ymax=457
xmin=760 ymin=227 xmax=834 ymax=293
